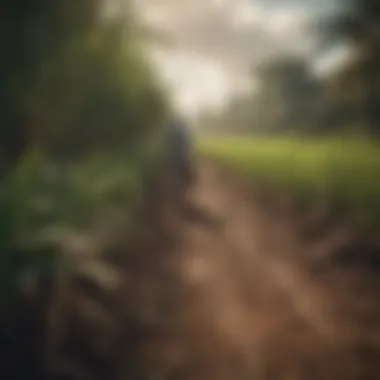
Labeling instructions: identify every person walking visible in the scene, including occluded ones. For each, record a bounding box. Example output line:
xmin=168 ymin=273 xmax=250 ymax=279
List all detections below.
xmin=167 ymin=117 xmax=194 ymax=189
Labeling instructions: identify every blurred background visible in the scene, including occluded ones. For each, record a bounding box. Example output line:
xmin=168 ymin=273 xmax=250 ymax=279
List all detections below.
xmin=1 ymin=0 xmax=380 ymax=379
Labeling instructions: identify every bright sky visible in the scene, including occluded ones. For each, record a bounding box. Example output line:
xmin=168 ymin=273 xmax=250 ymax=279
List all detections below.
xmin=134 ymin=0 xmax=343 ymax=118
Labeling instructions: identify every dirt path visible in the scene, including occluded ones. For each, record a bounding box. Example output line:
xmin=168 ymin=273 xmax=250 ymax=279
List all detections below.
xmin=43 ymin=160 xmax=380 ymax=380
xmin=132 ymin=160 xmax=377 ymax=380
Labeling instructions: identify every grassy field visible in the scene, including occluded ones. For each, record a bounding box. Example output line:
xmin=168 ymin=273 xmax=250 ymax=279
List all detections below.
xmin=199 ymin=135 xmax=380 ymax=228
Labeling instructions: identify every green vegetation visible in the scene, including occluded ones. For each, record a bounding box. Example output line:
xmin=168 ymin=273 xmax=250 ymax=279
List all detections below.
xmin=0 ymin=1 xmax=169 ymax=312
xmin=199 ymin=135 xmax=380 ymax=228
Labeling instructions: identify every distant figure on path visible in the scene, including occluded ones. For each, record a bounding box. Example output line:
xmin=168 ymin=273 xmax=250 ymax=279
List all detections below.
xmin=165 ymin=116 xmax=223 ymax=229
xmin=166 ymin=116 xmax=194 ymax=191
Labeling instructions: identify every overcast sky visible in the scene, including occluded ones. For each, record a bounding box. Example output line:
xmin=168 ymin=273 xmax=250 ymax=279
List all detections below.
xmin=134 ymin=0 xmax=343 ymax=118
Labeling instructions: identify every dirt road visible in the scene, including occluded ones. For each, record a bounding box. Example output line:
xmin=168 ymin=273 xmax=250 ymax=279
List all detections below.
xmin=126 ymin=160 xmax=380 ymax=380
xmin=26 ymin=159 xmax=380 ymax=380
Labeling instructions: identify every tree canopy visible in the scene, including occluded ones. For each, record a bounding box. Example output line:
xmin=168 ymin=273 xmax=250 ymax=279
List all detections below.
xmin=0 ymin=0 xmax=169 ymax=165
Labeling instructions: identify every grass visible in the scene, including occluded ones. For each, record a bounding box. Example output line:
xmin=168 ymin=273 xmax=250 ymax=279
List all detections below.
xmin=198 ymin=135 xmax=380 ymax=228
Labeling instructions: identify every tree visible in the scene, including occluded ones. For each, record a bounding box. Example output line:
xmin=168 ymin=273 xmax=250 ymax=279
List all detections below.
xmin=326 ymin=0 xmax=380 ymax=132
xmin=200 ymin=55 xmax=324 ymax=134
xmin=0 ymin=0 xmax=168 ymax=165
xmin=254 ymin=56 xmax=322 ymax=131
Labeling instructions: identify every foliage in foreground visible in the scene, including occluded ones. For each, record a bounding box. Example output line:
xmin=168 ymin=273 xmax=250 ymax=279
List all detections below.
xmin=0 ymin=1 xmax=169 ymax=310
